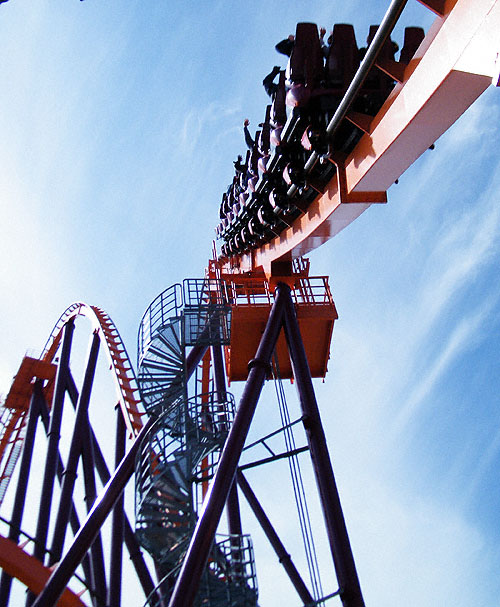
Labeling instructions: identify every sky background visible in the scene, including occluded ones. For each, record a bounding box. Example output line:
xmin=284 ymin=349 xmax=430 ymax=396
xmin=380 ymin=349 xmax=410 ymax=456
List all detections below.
xmin=1 ymin=1 xmax=500 ymax=606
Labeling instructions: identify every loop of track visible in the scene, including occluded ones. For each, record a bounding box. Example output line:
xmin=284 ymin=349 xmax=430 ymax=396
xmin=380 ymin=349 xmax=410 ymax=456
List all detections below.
xmin=42 ymin=302 xmax=144 ymax=437
xmin=0 ymin=303 xmax=146 ymax=604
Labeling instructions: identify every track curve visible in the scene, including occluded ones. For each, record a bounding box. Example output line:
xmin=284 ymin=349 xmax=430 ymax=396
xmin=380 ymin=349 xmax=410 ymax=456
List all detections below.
xmin=41 ymin=302 xmax=144 ymax=437
xmin=0 ymin=302 xmax=147 ymax=605
xmin=221 ymin=0 xmax=500 ymax=275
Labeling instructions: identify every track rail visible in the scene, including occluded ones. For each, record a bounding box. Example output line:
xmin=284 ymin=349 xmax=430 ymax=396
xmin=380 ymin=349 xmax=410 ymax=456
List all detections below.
xmin=0 ymin=535 xmax=86 ymax=607
xmin=226 ymin=0 xmax=500 ymax=275
xmin=41 ymin=302 xmax=144 ymax=437
xmin=0 ymin=303 xmax=147 ymax=603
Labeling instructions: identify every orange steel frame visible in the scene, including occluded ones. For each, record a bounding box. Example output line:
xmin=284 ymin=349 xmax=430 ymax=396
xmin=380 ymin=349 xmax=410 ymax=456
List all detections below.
xmin=220 ymin=271 xmax=338 ymax=381
xmin=0 ymin=357 xmax=56 ymax=506
xmin=0 ymin=536 xmax=86 ymax=607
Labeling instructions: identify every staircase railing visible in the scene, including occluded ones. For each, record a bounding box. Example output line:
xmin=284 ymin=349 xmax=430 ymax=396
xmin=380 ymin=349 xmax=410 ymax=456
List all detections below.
xmin=135 ymin=279 xmax=258 ymax=606
xmin=138 ymin=284 xmax=183 ymax=366
xmin=142 ymin=533 xmax=258 ymax=607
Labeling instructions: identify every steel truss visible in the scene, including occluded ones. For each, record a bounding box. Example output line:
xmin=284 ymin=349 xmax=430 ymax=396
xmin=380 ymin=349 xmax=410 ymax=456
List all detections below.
xmin=0 ymin=283 xmax=364 ymax=607
xmin=0 ymin=305 xmax=157 ymax=607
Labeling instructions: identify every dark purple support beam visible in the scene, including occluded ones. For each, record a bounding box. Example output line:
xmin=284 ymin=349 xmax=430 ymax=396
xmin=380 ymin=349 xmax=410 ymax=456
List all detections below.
xmin=237 ymin=470 xmax=315 ymax=606
xmin=92 ymin=438 xmax=157 ymax=602
xmin=63 ymin=369 xmax=107 ymax=605
xmin=123 ymin=522 xmax=157 ymax=602
xmin=0 ymin=380 xmax=44 ymax=605
xmin=31 ymin=417 xmax=153 ymax=607
xmin=50 ymin=331 xmax=100 ymax=565
xmin=67 ymin=367 xmax=153 ymax=604
xmin=32 ymin=320 xmax=74 ymax=564
xmin=107 ymin=408 xmax=126 ymax=606
xmin=226 ymin=480 xmax=244 ymax=577
xmin=185 ymin=312 xmax=222 ymax=378
xmin=81 ymin=415 xmax=108 ymax=606
xmin=185 ymin=342 xmax=209 ymax=379
xmin=167 ymin=284 xmax=288 ymax=607
xmin=36 ymin=395 xmax=94 ymax=596
xmin=212 ymin=343 xmax=243 ymax=543
xmin=66 ymin=343 xmax=177 ymax=603
xmin=65 ymin=370 xmax=79 ymax=410
xmin=67 ymin=515 xmax=94 ymax=604
xmin=211 ymin=343 xmax=227 ymax=402
xmin=26 ymin=321 xmax=75 ymax=606
xmin=281 ymin=286 xmax=365 ymax=607
xmin=154 ymin=562 xmax=169 ymax=607
xmin=77 ymin=404 xmax=157 ymax=602
xmin=226 ymin=482 xmax=242 ymax=536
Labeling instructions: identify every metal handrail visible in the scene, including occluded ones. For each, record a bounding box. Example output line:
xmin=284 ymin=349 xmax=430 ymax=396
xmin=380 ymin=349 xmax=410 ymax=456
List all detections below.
xmin=225 ymin=276 xmax=334 ymax=308
xmin=141 ymin=533 xmax=258 ymax=607
xmin=137 ymin=284 xmax=183 ymax=365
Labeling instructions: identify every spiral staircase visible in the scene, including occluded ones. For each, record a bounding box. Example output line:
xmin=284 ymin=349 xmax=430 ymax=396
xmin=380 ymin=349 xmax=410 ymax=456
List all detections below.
xmin=135 ymin=280 xmax=258 ymax=607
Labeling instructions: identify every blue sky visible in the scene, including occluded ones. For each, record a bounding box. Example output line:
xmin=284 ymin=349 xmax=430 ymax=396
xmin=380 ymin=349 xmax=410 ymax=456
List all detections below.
xmin=1 ymin=1 xmax=500 ymax=606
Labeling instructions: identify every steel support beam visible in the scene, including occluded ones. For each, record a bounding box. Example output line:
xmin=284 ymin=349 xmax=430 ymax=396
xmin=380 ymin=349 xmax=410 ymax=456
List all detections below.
xmin=81 ymin=400 xmax=157 ymax=602
xmin=107 ymin=408 xmax=126 ymax=606
xmin=28 ymin=319 xmax=75 ymax=576
xmin=64 ymin=367 xmax=107 ymax=605
xmin=212 ymin=342 xmax=243 ymax=541
xmin=92 ymin=437 xmax=157 ymax=601
xmin=167 ymin=284 xmax=288 ymax=607
xmin=211 ymin=343 xmax=227 ymax=402
xmin=237 ymin=470 xmax=315 ymax=606
xmin=32 ymin=320 xmax=74 ymax=564
xmin=185 ymin=342 xmax=209 ymax=379
xmin=50 ymin=332 xmax=100 ymax=565
xmin=81 ymin=414 xmax=108 ymax=605
xmin=37 ymin=394 xmax=94 ymax=596
xmin=282 ymin=287 xmax=364 ymax=607
xmin=65 ymin=368 xmax=157 ymax=601
xmin=123 ymin=522 xmax=158 ymax=602
xmin=26 ymin=321 xmax=75 ymax=606
xmin=0 ymin=380 xmax=44 ymax=605
xmin=31 ymin=417 xmax=153 ymax=607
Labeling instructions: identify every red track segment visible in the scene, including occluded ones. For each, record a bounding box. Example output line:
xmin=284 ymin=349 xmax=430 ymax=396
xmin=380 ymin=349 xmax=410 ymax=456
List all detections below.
xmin=0 ymin=304 xmax=144 ymax=508
xmin=0 ymin=535 xmax=86 ymax=607
xmin=230 ymin=0 xmax=500 ymax=275
xmin=0 ymin=303 xmax=146 ymax=603
xmin=41 ymin=302 xmax=144 ymax=437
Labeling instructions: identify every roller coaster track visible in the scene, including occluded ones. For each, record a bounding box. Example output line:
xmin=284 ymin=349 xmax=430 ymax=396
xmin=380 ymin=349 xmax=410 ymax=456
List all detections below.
xmin=0 ymin=303 xmax=147 ymax=605
xmin=0 ymin=0 xmax=499 ymax=606
xmin=41 ymin=302 xmax=144 ymax=436
xmin=0 ymin=535 xmax=86 ymax=607
xmin=221 ymin=0 xmax=500 ymax=276
xmin=0 ymin=303 xmax=144 ymax=507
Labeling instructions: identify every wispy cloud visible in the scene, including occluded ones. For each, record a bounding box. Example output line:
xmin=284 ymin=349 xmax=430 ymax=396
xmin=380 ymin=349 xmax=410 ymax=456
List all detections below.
xmin=353 ymin=479 xmax=493 ymax=607
xmin=394 ymin=296 xmax=497 ymax=431
xmin=309 ymin=88 xmax=500 ymax=607
xmin=179 ymin=102 xmax=241 ymax=157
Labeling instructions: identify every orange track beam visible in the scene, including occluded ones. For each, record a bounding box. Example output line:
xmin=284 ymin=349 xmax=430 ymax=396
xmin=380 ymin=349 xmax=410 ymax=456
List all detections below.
xmin=233 ymin=0 xmax=500 ymax=274
xmin=41 ymin=303 xmax=144 ymax=437
xmin=0 ymin=535 xmax=86 ymax=607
